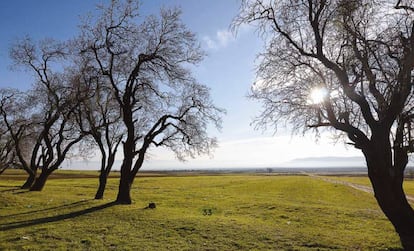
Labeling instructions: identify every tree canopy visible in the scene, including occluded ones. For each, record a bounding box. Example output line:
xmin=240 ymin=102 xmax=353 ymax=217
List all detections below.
xmin=234 ymin=0 xmax=414 ymax=248
xmin=76 ymin=0 xmax=223 ymax=203
xmin=0 ymin=0 xmax=223 ymax=204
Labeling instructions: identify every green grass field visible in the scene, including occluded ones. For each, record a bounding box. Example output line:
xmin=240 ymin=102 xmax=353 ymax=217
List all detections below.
xmin=0 ymin=170 xmax=405 ymax=250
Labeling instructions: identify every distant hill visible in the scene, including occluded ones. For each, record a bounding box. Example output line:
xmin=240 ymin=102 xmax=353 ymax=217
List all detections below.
xmin=282 ymin=156 xmax=365 ymax=167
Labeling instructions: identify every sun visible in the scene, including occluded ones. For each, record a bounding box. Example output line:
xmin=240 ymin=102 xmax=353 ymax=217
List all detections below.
xmin=308 ymin=87 xmax=328 ymax=105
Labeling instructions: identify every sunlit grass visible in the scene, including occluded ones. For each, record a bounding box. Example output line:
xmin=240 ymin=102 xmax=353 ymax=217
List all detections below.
xmin=0 ymin=172 xmax=402 ymax=250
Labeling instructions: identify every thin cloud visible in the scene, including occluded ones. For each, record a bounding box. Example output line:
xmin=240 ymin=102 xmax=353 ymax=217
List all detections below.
xmin=203 ymin=29 xmax=235 ymax=50
xmin=202 ymin=23 xmax=255 ymax=50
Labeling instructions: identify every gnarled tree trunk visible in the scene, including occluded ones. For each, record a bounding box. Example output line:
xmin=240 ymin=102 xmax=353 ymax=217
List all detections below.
xmin=364 ymin=134 xmax=414 ymax=250
xmin=369 ymin=172 xmax=414 ymax=250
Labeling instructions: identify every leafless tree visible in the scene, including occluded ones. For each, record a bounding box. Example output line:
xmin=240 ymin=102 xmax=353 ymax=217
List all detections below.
xmin=9 ymin=38 xmax=88 ymax=191
xmin=78 ymin=0 xmax=223 ymax=204
xmin=73 ymin=60 xmax=123 ymax=199
xmin=0 ymin=138 xmax=14 ymax=175
xmin=0 ymin=101 xmax=17 ymax=175
xmin=234 ymin=0 xmax=414 ymax=248
xmin=0 ymin=88 xmax=37 ymax=186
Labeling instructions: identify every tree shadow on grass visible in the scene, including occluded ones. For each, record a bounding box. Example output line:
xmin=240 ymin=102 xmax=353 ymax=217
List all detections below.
xmin=0 ymin=199 xmax=93 ymax=219
xmin=0 ymin=201 xmax=116 ymax=231
xmin=0 ymin=186 xmax=22 ymax=193
xmin=11 ymin=190 xmax=31 ymax=194
xmin=0 ymin=185 xmax=32 ymax=194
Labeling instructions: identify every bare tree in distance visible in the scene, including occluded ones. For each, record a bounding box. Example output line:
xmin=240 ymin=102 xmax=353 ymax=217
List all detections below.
xmin=78 ymin=0 xmax=224 ymax=204
xmin=0 ymin=90 xmax=41 ymax=176
xmin=8 ymin=38 xmax=89 ymax=191
xmin=234 ymin=0 xmax=414 ymax=248
xmin=0 ymin=134 xmax=14 ymax=175
xmin=0 ymin=98 xmax=18 ymax=175
xmin=0 ymin=89 xmax=38 ymax=187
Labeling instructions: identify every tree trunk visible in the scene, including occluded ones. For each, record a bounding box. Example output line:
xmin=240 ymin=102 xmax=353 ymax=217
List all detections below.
xmin=30 ymin=170 xmax=51 ymax=191
xmin=363 ymin=135 xmax=414 ymax=250
xmin=21 ymin=172 xmax=36 ymax=189
xmin=115 ymin=103 xmax=138 ymax=204
xmin=116 ymin=150 xmax=133 ymax=204
xmin=0 ymin=166 xmax=8 ymax=175
xmin=368 ymin=168 xmax=414 ymax=250
xmin=116 ymin=174 xmax=132 ymax=204
xmin=94 ymin=151 xmax=116 ymax=200
xmin=95 ymin=171 xmax=108 ymax=200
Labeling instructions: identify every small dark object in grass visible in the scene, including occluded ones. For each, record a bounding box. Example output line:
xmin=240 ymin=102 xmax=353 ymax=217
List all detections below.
xmin=203 ymin=208 xmax=212 ymax=216
xmin=81 ymin=239 xmax=91 ymax=245
xmin=145 ymin=202 xmax=156 ymax=209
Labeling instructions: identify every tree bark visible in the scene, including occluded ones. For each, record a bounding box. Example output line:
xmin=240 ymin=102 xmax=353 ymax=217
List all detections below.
xmin=116 ymin=148 xmax=134 ymax=204
xmin=114 ymin=102 xmax=135 ymax=204
xmin=367 ymin=168 xmax=414 ymax=250
xmin=30 ymin=170 xmax=51 ymax=191
xmin=0 ymin=166 xmax=8 ymax=175
xmin=21 ymin=172 xmax=36 ymax=189
xmin=363 ymin=136 xmax=414 ymax=250
xmin=94 ymin=151 xmax=116 ymax=199
xmin=116 ymin=173 xmax=132 ymax=204
xmin=95 ymin=171 xmax=108 ymax=200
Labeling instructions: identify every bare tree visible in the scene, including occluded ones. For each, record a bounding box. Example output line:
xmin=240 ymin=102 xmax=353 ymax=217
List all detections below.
xmin=0 ymin=139 xmax=14 ymax=175
xmin=0 ymin=90 xmax=41 ymax=176
xmin=0 ymin=89 xmax=37 ymax=186
xmin=78 ymin=0 xmax=223 ymax=204
xmin=74 ymin=61 xmax=123 ymax=199
xmin=9 ymin=38 xmax=88 ymax=191
xmin=235 ymin=0 xmax=414 ymax=248
xmin=0 ymin=101 xmax=17 ymax=175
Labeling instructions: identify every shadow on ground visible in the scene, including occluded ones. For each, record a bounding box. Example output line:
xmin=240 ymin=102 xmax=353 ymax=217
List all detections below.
xmin=0 ymin=201 xmax=116 ymax=231
xmin=0 ymin=200 xmax=94 ymax=219
xmin=0 ymin=186 xmax=23 ymax=193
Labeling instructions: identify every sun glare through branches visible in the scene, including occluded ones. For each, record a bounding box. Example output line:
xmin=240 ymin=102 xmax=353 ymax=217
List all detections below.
xmin=308 ymin=87 xmax=328 ymax=105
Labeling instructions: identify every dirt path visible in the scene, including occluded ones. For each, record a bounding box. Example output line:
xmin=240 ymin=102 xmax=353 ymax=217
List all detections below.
xmin=303 ymin=172 xmax=414 ymax=203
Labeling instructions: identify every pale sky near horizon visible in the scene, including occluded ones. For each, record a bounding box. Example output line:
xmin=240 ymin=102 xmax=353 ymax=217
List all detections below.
xmin=0 ymin=0 xmax=364 ymax=170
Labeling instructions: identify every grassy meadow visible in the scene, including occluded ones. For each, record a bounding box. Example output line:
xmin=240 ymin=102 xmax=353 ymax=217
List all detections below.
xmin=0 ymin=170 xmax=406 ymax=250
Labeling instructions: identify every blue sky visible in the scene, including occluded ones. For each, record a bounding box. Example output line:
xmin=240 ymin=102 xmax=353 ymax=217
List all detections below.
xmin=0 ymin=0 xmax=363 ymax=170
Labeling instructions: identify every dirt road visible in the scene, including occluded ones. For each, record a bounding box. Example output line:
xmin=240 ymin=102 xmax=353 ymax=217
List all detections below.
xmin=303 ymin=172 xmax=414 ymax=203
